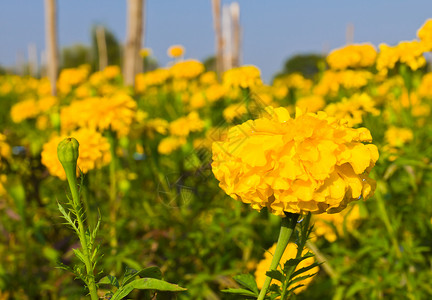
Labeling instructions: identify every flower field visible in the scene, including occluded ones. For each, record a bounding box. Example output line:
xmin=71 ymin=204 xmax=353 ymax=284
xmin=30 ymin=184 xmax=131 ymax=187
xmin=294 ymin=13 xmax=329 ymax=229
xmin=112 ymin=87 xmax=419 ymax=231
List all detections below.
xmin=2 ymin=19 xmax=432 ymax=300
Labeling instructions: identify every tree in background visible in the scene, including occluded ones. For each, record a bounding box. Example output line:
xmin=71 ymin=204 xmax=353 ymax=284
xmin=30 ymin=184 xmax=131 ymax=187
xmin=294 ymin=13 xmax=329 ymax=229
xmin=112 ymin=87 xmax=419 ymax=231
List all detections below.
xmin=274 ymin=54 xmax=325 ymax=80
xmin=61 ymin=44 xmax=92 ymax=69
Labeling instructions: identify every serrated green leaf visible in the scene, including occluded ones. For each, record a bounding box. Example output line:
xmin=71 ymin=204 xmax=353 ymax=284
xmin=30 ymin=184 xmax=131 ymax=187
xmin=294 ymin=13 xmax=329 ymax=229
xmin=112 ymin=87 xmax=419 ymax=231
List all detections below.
xmin=289 ymin=262 xmax=320 ymax=279
xmin=98 ymin=275 xmax=120 ymax=288
xmin=221 ymin=288 xmax=258 ymax=297
xmin=233 ymin=273 xmax=259 ymax=295
xmin=287 ymin=273 xmax=315 ymax=288
xmin=111 ymin=278 xmax=186 ymax=300
xmin=265 ymin=270 xmax=284 ymax=283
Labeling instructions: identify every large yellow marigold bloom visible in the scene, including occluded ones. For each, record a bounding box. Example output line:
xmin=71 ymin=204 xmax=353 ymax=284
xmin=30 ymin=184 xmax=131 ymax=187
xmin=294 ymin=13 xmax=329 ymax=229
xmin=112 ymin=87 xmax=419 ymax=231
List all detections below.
xmin=212 ymin=106 xmax=378 ymax=216
xmin=255 ymin=243 xmax=318 ymax=294
xmin=417 ymin=19 xmax=432 ymax=46
xmin=41 ymin=128 xmax=111 ymax=180
xmin=223 ymin=65 xmax=263 ymax=89
xmin=327 ymin=43 xmax=377 ymax=70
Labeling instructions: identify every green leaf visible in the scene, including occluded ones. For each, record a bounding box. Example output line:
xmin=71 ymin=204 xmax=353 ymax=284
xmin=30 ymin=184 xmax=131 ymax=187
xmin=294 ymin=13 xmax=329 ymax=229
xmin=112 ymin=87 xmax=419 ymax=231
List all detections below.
xmin=122 ymin=266 xmax=162 ymax=286
xmin=221 ymin=288 xmax=258 ymax=297
xmin=265 ymin=270 xmax=284 ymax=283
xmin=289 ymin=262 xmax=320 ymax=279
xmin=111 ymin=278 xmax=186 ymax=300
xmin=233 ymin=273 xmax=259 ymax=295
xmin=72 ymin=248 xmax=85 ymax=263
xmin=98 ymin=275 xmax=120 ymax=288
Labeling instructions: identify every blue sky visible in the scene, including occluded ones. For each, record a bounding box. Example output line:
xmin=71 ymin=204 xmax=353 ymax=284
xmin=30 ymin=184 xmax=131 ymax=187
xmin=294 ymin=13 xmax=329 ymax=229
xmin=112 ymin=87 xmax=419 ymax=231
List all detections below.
xmin=1 ymin=1 xmax=432 ymax=81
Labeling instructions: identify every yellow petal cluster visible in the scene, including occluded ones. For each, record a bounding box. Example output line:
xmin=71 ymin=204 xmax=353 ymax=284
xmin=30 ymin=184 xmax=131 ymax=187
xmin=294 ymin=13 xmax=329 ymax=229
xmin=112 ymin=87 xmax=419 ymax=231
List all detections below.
xmin=255 ymin=243 xmax=318 ymax=294
xmin=325 ymin=93 xmax=379 ymax=127
xmin=135 ymin=69 xmax=170 ymax=93
xmin=10 ymin=98 xmax=40 ymax=123
xmin=61 ymin=93 xmax=137 ymax=136
xmin=295 ymin=95 xmax=325 ymax=113
xmin=41 ymin=128 xmax=111 ymax=180
xmin=57 ymin=65 xmax=91 ymax=95
xmin=170 ymin=60 xmax=204 ymax=80
xmin=327 ymin=43 xmax=377 ymax=70
xmin=212 ymin=106 xmax=378 ymax=216
xmin=223 ymin=65 xmax=263 ymax=89
xmin=157 ymin=136 xmax=187 ymax=155
xmin=167 ymin=44 xmax=185 ymax=58
xmin=0 ymin=133 xmax=11 ymax=168
xmin=385 ymin=126 xmax=413 ymax=148
xmin=376 ymin=41 xmax=427 ymax=75
xmin=169 ymin=111 xmax=205 ymax=137
xmin=417 ymin=19 xmax=432 ymax=45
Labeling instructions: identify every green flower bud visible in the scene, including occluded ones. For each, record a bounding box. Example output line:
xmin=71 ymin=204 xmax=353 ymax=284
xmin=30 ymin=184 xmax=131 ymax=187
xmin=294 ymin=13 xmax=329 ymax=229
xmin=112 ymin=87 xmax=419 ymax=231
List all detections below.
xmin=57 ymin=137 xmax=79 ymax=173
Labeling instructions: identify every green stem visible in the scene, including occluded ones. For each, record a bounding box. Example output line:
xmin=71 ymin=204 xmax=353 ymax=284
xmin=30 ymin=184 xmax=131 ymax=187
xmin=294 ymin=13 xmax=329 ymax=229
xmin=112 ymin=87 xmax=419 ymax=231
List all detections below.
xmin=257 ymin=213 xmax=300 ymax=300
xmin=64 ymin=168 xmax=99 ymax=300
xmin=107 ymin=131 xmax=119 ymax=252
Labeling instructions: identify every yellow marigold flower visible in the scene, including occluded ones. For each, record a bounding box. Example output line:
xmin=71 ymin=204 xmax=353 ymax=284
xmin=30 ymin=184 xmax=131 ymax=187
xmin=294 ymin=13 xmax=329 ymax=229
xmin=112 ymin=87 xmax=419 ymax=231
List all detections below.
xmin=314 ymin=70 xmax=372 ymax=96
xmin=38 ymin=77 xmax=52 ymax=96
xmin=11 ymin=98 xmax=40 ymax=123
xmin=327 ymin=43 xmax=377 ymax=70
xmin=103 ymin=65 xmax=121 ymax=79
xmin=36 ymin=115 xmax=50 ymax=131
xmin=170 ymin=60 xmax=204 ymax=80
xmin=223 ymin=103 xmax=248 ymax=123
xmin=135 ymin=69 xmax=170 ymax=93
xmin=205 ymin=84 xmax=226 ymax=102
xmin=167 ymin=44 xmax=185 ymax=58
xmin=189 ymin=92 xmax=206 ymax=109
xmin=89 ymin=71 xmax=105 ymax=87
xmin=273 ymin=73 xmax=313 ymax=93
xmin=376 ymin=41 xmax=427 ymax=75
xmin=312 ymin=203 xmax=362 ymax=242
xmin=212 ymin=106 xmax=378 ymax=216
xmin=385 ymin=126 xmax=413 ymax=148
xmin=41 ymin=128 xmax=111 ymax=180
xmin=57 ymin=65 xmax=91 ymax=94
xmin=61 ymin=93 xmax=137 ymax=137
xmin=223 ymin=65 xmax=263 ymax=89
xmin=140 ymin=47 xmax=152 ymax=58
xmin=37 ymin=96 xmax=58 ymax=113
xmin=325 ymin=93 xmax=379 ymax=127
xmin=0 ymin=174 xmax=7 ymax=197
xmin=418 ymin=73 xmax=432 ymax=98
xmin=158 ymin=136 xmax=186 ymax=155
xmin=200 ymin=71 xmax=218 ymax=85
xmin=295 ymin=95 xmax=325 ymax=113
xmin=169 ymin=111 xmax=205 ymax=136
xmin=0 ymin=133 xmax=11 ymax=165
xmin=255 ymin=243 xmax=318 ymax=294
xmin=417 ymin=19 xmax=432 ymax=45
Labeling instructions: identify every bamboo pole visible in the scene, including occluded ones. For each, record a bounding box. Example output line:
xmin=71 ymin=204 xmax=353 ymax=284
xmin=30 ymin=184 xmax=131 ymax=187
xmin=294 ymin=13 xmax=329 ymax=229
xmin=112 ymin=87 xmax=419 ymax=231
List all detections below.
xmin=96 ymin=26 xmax=108 ymax=71
xmin=230 ymin=2 xmax=240 ymax=68
xmin=123 ymin=0 xmax=144 ymax=86
xmin=44 ymin=0 xmax=58 ymax=95
xmin=212 ymin=0 xmax=224 ymax=76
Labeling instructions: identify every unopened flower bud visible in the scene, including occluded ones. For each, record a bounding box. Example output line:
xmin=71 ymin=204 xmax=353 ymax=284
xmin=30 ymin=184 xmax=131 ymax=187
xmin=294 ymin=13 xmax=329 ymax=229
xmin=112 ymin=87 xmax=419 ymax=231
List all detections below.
xmin=57 ymin=138 xmax=79 ymax=173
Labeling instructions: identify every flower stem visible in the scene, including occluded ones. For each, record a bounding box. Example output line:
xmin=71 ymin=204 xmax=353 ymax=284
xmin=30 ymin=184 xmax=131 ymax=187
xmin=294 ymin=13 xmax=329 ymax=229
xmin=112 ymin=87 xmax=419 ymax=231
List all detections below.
xmin=257 ymin=213 xmax=300 ymax=300
xmin=64 ymin=167 xmax=99 ymax=300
